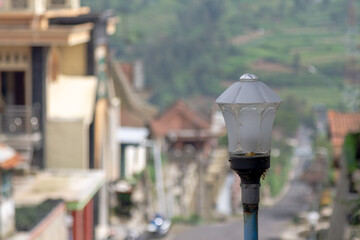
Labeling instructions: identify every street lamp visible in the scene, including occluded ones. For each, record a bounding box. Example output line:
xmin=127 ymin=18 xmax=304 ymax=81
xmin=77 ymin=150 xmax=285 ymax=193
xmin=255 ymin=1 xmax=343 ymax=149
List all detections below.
xmin=216 ymin=73 xmax=281 ymax=240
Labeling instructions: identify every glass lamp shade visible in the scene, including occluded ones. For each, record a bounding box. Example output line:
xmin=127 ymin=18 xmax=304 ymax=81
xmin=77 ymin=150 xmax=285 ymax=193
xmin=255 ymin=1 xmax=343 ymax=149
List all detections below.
xmin=216 ymin=73 xmax=281 ymax=156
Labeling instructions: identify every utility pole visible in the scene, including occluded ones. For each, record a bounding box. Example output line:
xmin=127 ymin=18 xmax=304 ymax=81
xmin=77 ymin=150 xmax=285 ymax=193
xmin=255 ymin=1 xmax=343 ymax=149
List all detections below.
xmin=153 ymin=141 xmax=167 ymax=216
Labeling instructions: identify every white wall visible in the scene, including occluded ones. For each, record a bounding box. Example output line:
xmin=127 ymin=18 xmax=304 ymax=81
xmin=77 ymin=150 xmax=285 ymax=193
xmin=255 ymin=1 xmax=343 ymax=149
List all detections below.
xmin=33 ymin=207 xmax=67 ymax=240
xmin=124 ymin=146 xmax=146 ymax=178
xmin=46 ymin=120 xmax=89 ymax=169
xmin=0 ymin=198 xmax=15 ymax=238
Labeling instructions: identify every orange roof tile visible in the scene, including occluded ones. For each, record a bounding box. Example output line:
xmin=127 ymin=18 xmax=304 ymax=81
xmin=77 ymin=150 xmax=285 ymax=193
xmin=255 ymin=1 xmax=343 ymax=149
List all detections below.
xmin=150 ymin=100 xmax=211 ymax=137
xmin=0 ymin=144 xmax=23 ymax=170
xmin=327 ymin=110 xmax=360 ymax=158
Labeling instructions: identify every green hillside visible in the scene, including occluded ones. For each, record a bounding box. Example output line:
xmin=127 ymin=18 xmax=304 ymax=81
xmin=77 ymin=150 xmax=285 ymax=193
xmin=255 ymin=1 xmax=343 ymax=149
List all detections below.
xmin=83 ymin=0 xmax=351 ymax=109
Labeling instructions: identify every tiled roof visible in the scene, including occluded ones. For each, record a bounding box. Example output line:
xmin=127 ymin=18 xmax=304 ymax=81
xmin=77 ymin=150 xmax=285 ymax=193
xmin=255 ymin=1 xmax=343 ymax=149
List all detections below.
xmin=151 ymin=100 xmax=211 ymax=137
xmin=110 ymin=59 xmax=157 ymax=127
xmin=121 ymin=107 xmax=148 ymax=128
xmin=118 ymin=62 xmax=133 ymax=85
xmin=327 ymin=110 xmax=360 ymax=158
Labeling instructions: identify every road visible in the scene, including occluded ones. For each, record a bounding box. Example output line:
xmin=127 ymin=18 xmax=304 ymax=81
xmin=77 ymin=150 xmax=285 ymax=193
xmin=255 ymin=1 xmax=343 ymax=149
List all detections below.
xmin=170 ymin=127 xmax=313 ymax=240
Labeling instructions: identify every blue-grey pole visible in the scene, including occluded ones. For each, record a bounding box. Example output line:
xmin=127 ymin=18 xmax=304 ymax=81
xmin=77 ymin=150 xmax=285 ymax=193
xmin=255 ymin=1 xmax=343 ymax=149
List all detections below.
xmin=241 ymin=184 xmax=260 ymax=240
xmin=230 ymin=155 xmax=269 ymax=240
xmin=244 ymin=208 xmax=258 ymax=240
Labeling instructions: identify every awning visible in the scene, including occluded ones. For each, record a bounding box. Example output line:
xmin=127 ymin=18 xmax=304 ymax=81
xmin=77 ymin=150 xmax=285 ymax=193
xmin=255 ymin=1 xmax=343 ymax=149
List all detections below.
xmin=14 ymin=169 xmax=105 ymax=211
xmin=117 ymin=127 xmax=149 ymax=145
xmin=47 ymin=75 xmax=97 ymax=124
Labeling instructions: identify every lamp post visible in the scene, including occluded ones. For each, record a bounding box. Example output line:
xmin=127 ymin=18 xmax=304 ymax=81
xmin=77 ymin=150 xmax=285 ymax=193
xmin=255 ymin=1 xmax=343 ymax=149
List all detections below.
xmin=216 ymin=73 xmax=281 ymax=240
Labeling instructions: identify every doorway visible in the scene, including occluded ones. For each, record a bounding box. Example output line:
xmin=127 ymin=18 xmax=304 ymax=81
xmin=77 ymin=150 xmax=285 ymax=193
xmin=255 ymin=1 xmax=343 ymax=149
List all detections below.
xmin=0 ymin=71 xmax=26 ymax=105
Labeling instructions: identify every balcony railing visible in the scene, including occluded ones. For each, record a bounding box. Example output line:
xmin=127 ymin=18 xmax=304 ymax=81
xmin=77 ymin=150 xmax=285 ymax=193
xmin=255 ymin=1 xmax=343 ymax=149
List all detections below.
xmin=0 ymin=0 xmax=75 ymax=13
xmin=0 ymin=104 xmax=40 ymax=135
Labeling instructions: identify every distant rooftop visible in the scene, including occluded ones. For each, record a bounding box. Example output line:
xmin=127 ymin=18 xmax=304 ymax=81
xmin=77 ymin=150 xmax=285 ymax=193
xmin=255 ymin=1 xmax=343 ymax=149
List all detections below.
xmin=150 ymin=99 xmax=211 ymax=138
xmin=110 ymin=59 xmax=157 ymax=127
xmin=327 ymin=110 xmax=360 ymax=160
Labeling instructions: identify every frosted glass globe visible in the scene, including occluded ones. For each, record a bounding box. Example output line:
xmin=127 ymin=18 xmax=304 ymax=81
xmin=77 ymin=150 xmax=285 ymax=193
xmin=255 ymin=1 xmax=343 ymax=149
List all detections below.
xmin=216 ymin=74 xmax=281 ymax=156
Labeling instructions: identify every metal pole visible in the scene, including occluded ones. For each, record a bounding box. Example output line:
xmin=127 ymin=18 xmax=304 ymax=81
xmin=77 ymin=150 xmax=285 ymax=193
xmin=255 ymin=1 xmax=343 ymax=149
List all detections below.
xmin=242 ymin=185 xmax=260 ymax=240
xmin=230 ymin=155 xmax=269 ymax=240
xmin=153 ymin=141 xmax=167 ymax=216
xmin=244 ymin=209 xmax=258 ymax=240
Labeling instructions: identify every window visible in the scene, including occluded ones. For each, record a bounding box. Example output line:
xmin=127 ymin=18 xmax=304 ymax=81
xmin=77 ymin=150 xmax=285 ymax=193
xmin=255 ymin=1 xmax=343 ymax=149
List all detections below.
xmin=1 ymin=72 xmax=26 ymax=105
xmin=0 ymin=51 xmax=29 ymax=66
xmin=12 ymin=0 xmax=28 ymax=9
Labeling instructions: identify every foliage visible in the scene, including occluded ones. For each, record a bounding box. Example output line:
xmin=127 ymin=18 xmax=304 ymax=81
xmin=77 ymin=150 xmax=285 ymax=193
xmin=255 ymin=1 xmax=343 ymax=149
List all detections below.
xmin=313 ymin=136 xmax=335 ymax=187
xmin=344 ymin=133 xmax=360 ymax=174
xmin=147 ymin=156 xmax=156 ymax=183
xmin=274 ymin=95 xmax=314 ymax=137
xmin=82 ymin=0 xmax=348 ymax=110
xmin=343 ymin=85 xmax=360 ymax=111
xmin=172 ymin=213 xmax=202 ymax=225
xmin=15 ymin=199 xmax=62 ymax=232
xmin=263 ymin=138 xmax=293 ymax=197
xmin=218 ymin=134 xmax=228 ymax=147
xmin=277 ymin=86 xmax=343 ymax=109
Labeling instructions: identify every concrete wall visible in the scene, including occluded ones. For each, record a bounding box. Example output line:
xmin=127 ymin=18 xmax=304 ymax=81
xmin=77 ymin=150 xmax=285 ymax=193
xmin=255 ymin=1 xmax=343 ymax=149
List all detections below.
xmin=32 ymin=204 xmax=67 ymax=240
xmin=107 ymin=101 xmax=120 ymax=181
xmin=0 ymin=198 xmax=15 ymax=238
xmin=46 ymin=119 xmax=89 ymax=169
xmin=59 ymin=44 xmax=87 ymax=76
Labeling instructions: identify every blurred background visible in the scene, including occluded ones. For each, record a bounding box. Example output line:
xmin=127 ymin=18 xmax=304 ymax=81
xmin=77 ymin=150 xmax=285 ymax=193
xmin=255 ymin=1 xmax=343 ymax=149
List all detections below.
xmin=0 ymin=0 xmax=359 ymax=239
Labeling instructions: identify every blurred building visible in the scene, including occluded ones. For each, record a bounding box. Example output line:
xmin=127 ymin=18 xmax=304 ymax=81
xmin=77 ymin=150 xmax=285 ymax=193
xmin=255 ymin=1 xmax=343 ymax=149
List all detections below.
xmin=0 ymin=0 xmax=120 ymax=239
xmin=110 ymin=60 xmax=157 ymax=179
xmin=327 ymin=110 xmax=360 ymax=240
xmin=14 ymin=170 xmax=105 ymax=240
xmin=327 ymin=110 xmax=360 ymax=168
xmin=150 ymin=100 xmax=215 ymax=218
xmin=313 ymin=105 xmax=328 ymax=137
xmin=150 ymin=99 xmax=212 ymax=161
